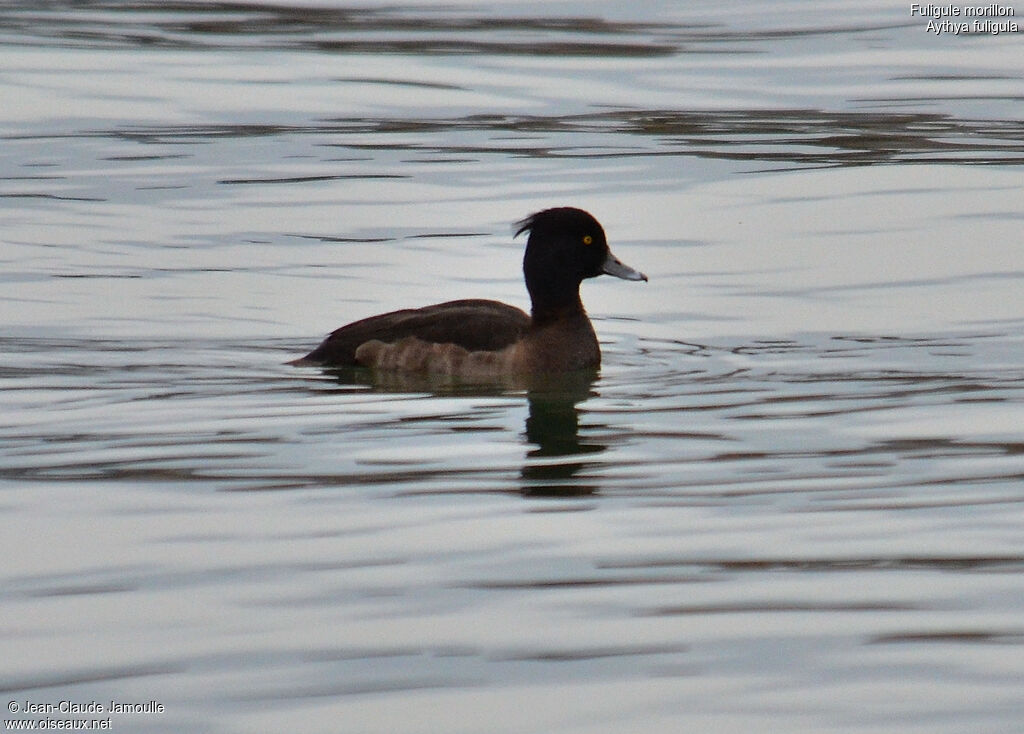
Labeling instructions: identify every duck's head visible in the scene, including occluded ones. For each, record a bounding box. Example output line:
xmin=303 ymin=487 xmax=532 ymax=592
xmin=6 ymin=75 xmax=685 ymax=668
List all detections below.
xmin=515 ymin=207 xmax=646 ymax=315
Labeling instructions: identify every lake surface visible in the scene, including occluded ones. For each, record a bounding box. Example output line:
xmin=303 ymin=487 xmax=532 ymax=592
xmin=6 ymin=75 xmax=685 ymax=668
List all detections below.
xmin=2 ymin=2 xmax=1023 ymax=732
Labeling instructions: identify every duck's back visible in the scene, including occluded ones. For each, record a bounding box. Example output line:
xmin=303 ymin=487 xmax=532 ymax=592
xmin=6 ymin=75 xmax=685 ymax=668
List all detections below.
xmin=291 ymin=299 xmax=530 ymax=366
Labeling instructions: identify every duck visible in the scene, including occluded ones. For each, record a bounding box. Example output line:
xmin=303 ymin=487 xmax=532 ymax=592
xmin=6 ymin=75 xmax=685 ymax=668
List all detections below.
xmin=289 ymin=207 xmax=647 ymax=375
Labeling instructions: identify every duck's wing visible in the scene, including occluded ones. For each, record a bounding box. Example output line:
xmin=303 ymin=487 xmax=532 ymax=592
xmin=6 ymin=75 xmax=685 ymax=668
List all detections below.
xmin=290 ymin=299 xmax=530 ymax=366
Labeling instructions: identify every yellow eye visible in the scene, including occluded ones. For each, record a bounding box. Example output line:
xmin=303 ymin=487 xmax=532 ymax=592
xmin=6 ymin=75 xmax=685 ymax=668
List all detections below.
xmin=582 ymin=235 xmax=593 ymax=245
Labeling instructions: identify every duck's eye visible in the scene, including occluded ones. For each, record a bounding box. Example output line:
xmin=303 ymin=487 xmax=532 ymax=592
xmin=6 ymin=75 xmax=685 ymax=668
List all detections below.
xmin=582 ymin=235 xmax=593 ymax=245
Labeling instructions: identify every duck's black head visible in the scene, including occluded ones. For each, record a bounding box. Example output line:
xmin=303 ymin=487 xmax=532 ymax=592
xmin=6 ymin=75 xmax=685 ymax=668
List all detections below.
xmin=515 ymin=207 xmax=646 ymax=319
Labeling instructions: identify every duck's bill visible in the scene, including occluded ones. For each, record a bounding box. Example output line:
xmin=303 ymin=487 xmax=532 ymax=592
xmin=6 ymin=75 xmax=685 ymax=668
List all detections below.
xmin=602 ymin=252 xmax=648 ymax=282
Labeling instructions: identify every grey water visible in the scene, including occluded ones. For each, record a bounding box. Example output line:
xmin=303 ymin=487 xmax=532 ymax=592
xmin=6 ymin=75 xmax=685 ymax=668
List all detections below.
xmin=2 ymin=2 xmax=1023 ymax=732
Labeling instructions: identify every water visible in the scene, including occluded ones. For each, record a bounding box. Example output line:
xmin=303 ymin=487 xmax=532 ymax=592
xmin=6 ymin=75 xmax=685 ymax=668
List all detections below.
xmin=2 ymin=2 xmax=1023 ymax=732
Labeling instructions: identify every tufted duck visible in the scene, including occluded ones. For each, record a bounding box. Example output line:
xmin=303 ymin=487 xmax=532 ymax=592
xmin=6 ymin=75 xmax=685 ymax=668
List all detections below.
xmin=289 ymin=207 xmax=646 ymax=375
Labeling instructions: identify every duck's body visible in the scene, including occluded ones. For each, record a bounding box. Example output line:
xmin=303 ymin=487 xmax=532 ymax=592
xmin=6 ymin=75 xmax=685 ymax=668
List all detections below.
xmin=352 ymin=305 xmax=599 ymax=376
xmin=291 ymin=299 xmax=530 ymax=367
xmin=290 ymin=207 xmax=645 ymax=375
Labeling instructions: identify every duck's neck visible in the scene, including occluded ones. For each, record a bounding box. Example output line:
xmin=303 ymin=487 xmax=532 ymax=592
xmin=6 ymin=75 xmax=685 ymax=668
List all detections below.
xmin=529 ymin=290 xmax=587 ymax=328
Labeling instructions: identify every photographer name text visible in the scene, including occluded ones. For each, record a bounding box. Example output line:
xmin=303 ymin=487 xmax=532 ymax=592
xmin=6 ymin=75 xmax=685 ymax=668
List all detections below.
xmin=12 ymin=701 xmax=163 ymax=715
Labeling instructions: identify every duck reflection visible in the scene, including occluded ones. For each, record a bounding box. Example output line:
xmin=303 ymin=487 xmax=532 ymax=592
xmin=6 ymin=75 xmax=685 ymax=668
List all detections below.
xmin=519 ymin=371 xmax=604 ymax=497
xmin=316 ymin=367 xmax=606 ymax=497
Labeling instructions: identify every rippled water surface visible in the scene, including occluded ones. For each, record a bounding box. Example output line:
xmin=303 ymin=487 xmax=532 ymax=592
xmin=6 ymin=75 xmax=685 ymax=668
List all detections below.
xmin=2 ymin=2 xmax=1023 ymax=732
